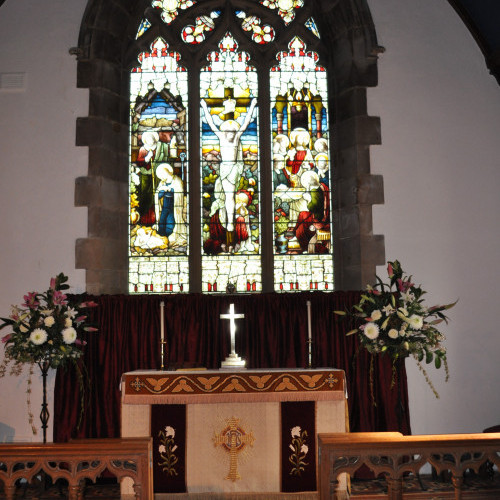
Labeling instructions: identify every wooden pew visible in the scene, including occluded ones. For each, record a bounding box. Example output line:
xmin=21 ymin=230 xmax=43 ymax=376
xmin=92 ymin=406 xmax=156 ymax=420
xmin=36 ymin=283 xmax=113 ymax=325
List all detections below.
xmin=318 ymin=432 xmax=500 ymax=499
xmin=0 ymin=437 xmax=152 ymax=500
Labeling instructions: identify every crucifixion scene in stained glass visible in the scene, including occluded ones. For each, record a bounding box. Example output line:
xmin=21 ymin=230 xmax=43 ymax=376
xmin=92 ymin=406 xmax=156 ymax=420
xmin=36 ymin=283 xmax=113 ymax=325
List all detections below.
xmin=129 ymin=37 xmax=190 ymax=293
xmin=200 ymin=33 xmax=261 ymax=293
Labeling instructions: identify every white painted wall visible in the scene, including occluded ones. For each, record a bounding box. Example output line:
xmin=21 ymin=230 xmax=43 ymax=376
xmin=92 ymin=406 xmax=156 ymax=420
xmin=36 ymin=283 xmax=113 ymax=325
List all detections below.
xmin=0 ymin=0 xmax=88 ymax=441
xmin=0 ymin=0 xmax=499 ymax=441
xmin=369 ymin=0 xmax=500 ymax=434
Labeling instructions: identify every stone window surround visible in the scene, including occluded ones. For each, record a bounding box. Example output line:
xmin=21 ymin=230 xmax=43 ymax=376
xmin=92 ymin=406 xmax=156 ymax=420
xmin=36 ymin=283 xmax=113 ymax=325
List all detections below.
xmin=73 ymin=0 xmax=385 ymax=294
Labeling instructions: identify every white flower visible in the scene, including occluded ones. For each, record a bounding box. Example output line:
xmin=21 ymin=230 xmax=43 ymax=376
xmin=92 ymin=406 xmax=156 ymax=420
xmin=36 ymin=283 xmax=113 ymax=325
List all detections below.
xmin=301 ymin=444 xmax=309 ymax=455
xmin=19 ymin=325 xmax=29 ymax=333
xmin=44 ymin=316 xmax=55 ymax=327
xmin=159 ymin=445 xmax=166 ymax=454
xmin=62 ymin=327 xmax=77 ymax=344
xmin=364 ymin=322 xmax=379 ymax=340
xmin=65 ymin=317 xmax=73 ymax=328
xmin=398 ymin=307 xmax=408 ymax=316
xmin=171 ymin=445 xmax=178 ymax=453
xmin=289 ymin=444 xmax=295 ymax=451
xmin=65 ymin=307 xmax=78 ymax=319
xmin=382 ymin=305 xmax=395 ymax=315
xmin=408 ymin=314 xmax=424 ymax=330
xmin=30 ymin=328 xmax=48 ymax=345
xmin=371 ymin=309 xmax=382 ymax=321
xmin=165 ymin=426 xmax=175 ymax=438
xmin=291 ymin=426 xmax=301 ymax=438
xmin=388 ymin=329 xmax=399 ymax=339
xmin=401 ymin=291 xmax=415 ymax=303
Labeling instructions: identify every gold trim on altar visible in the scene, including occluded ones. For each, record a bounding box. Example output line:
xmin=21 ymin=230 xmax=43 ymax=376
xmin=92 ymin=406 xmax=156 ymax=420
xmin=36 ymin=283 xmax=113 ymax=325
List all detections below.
xmin=122 ymin=369 xmax=346 ymax=404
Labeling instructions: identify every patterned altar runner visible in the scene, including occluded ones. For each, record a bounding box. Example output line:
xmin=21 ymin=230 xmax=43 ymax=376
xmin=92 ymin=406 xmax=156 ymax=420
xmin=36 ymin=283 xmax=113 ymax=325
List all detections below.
xmin=122 ymin=368 xmax=345 ymax=404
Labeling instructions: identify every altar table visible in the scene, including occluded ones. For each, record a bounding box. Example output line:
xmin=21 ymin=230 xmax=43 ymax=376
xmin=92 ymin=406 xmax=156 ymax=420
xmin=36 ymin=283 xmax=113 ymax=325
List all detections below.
xmin=121 ymin=368 xmax=348 ymax=498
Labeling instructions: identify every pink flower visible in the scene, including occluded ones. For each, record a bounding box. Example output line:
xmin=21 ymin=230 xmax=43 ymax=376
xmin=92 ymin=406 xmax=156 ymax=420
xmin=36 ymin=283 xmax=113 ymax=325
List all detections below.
xmin=50 ymin=277 xmax=56 ymax=290
xmin=397 ymin=278 xmax=413 ymax=293
xmin=75 ymin=315 xmax=87 ymax=323
xmin=23 ymin=292 xmax=39 ymax=310
xmin=2 ymin=334 xmax=11 ymax=343
xmin=387 ymin=262 xmax=394 ymax=277
xmin=80 ymin=301 xmax=98 ymax=308
xmin=52 ymin=290 xmax=68 ymax=305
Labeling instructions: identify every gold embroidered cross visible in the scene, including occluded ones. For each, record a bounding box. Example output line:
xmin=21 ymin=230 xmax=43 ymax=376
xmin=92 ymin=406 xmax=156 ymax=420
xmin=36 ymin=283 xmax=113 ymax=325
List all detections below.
xmin=213 ymin=416 xmax=255 ymax=481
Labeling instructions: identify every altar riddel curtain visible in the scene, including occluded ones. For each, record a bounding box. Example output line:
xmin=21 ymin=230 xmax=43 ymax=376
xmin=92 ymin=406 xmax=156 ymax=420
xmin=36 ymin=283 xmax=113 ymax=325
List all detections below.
xmin=53 ymin=292 xmax=411 ymax=442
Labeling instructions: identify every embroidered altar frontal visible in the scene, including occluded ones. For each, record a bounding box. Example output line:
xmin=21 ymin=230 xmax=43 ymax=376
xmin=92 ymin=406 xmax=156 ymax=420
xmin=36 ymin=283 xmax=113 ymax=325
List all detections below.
xmin=121 ymin=369 xmax=347 ymax=496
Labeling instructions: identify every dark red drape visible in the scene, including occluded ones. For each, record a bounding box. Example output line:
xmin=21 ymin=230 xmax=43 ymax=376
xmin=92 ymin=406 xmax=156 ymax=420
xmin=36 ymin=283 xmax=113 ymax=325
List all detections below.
xmin=53 ymin=292 xmax=411 ymax=442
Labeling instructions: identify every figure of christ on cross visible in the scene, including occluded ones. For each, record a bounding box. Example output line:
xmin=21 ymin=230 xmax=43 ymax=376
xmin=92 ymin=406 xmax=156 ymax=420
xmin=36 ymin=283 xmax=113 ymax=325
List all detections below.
xmin=201 ymin=92 xmax=258 ymax=252
xmin=220 ymin=303 xmax=246 ymax=368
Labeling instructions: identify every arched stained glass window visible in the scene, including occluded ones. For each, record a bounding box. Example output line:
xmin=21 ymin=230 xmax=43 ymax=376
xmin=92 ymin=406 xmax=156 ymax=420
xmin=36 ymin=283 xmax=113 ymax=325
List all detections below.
xmin=128 ymin=0 xmax=334 ymax=294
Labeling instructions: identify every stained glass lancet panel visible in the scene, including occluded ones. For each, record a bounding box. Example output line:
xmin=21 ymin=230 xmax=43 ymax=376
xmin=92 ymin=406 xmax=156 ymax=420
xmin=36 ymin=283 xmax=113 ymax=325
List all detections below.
xmin=271 ymin=37 xmax=334 ymax=292
xmin=129 ymin=38 xmax=189 ymax=293
xmin=200 ymin=33 xmax=261 ymax=293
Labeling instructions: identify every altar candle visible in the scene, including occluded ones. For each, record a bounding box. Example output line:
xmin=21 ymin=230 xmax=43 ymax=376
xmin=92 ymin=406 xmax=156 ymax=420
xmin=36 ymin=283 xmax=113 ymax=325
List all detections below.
xmin=160 ymin=301 xmax=165 ymax=343
xmin=307 ymin=300 xmax=312 ymax=366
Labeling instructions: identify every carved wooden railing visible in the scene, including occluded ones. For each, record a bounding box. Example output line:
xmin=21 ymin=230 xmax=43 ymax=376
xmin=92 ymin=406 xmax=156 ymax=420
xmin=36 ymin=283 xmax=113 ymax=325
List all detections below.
xmin=318 ymin=432 xmax=500 ymax=500
xmin=0 ymin=437 xmax=153 ymax=500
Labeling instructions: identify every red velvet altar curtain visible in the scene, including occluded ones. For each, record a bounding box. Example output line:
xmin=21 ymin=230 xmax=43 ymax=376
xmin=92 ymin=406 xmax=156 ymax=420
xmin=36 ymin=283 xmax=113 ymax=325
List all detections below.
xmin=53 ymin=292 xmax=411 ymax=442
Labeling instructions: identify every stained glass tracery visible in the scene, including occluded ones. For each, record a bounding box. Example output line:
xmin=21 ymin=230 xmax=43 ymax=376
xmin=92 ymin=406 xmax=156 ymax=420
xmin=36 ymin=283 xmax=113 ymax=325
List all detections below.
xmin=260 ymin=0 xmax=304 ymax=25
xmin=181 ymin=10 xmax=220 ymax=44
xmin=236 ymin=11 xmax=275 ymax=44
xmin=136 ymin=18 xmax=152 ymax=39
xmin=152 ymin=0 xmax=196 ymax=25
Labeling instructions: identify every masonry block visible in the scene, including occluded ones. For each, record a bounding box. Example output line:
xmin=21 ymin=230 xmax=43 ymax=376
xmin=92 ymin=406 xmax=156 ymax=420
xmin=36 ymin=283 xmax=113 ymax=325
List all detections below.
xmin=75 ymin=237 xmax=127 ymax=271
xmin=75 ymin=176 xmax=128 ymax=210
xmin=77 ymin=58 xmax=122 ymax=91
xmin=88 ymin=206 xmax=128 ymax=239
xmin=76 ymin=117 xmax=127 ymax=151
xmin=337 ymin=115 xmax=381 ymax=149
xmin=85 ymin=269 xmax=128 ymax=295
xmin=357 ymin=174 xmax=384 ymax=205
xmin=89 ymin=88 xmax=123 ymax=123
xmin=335 ymin=145 xmax=371 ymax=178
xmin=336 ymin=87 xmax=368 ymax=122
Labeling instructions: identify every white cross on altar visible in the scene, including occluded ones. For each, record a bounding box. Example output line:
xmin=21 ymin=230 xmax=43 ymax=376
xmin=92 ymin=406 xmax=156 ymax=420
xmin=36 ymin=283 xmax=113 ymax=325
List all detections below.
xmin=220 ymin=303 xmax=246 ymax=368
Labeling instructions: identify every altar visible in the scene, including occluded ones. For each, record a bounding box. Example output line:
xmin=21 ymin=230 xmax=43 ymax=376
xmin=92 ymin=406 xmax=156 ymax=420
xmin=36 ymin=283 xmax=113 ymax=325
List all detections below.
xmin=121 ymin=368 xmax=348 ymax=497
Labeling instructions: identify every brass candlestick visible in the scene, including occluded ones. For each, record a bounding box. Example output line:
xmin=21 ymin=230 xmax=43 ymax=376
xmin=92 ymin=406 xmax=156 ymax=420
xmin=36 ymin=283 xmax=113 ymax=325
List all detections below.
xmin=160 ymin=340 xmax=168 ymax=371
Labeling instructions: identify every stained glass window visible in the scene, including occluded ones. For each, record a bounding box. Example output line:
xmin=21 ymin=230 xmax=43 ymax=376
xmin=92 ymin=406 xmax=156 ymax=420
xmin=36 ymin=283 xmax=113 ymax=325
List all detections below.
xmin=129 ymin=38 xmax=189 ymax=293
xmin=271 ymin=37 xmax=333 ymax=291
xmin=129 ymin=0 xmax=334 ymax=294
xmin=200 ymin=33 xmax=261 ymax=292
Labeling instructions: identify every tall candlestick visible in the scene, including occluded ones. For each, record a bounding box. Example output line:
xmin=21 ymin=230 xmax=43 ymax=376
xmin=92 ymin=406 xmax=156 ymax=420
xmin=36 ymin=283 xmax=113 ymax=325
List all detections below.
xmin=160 ymin=301 xmax=165 ymax=342
xmin=306 ymin=300 xmax=312 ymax=368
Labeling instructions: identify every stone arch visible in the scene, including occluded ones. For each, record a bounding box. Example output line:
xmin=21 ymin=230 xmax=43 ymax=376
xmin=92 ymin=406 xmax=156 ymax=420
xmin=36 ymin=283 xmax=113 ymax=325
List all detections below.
xmin=73 ymin=0 xmax=385 ymax=294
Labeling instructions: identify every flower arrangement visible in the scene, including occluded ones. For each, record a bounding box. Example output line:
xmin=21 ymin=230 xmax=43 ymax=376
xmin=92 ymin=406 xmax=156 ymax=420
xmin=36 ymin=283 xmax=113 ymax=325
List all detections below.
xmin=0 ymin=273 xmax=97 ymax=434
xmin=335 ymin=260 xmax=456 ymax=398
